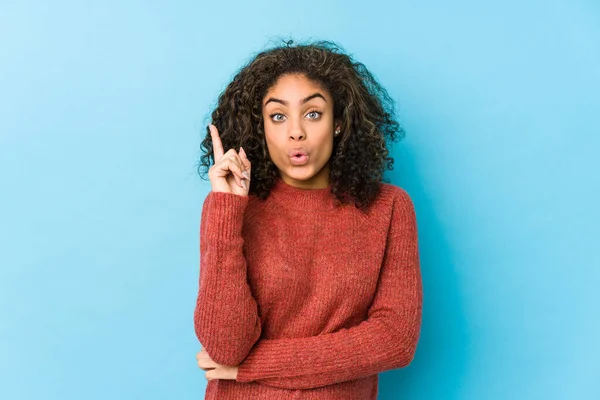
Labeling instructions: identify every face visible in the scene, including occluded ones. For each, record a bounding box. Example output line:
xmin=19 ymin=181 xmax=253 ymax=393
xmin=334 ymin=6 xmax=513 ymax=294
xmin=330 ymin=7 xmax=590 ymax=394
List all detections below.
xmin=262 ymin=73 xmax=340 ymax=189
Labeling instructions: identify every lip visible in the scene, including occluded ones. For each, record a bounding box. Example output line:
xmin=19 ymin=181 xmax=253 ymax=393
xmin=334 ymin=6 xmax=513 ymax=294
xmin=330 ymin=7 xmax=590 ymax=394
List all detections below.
xmin=289 ymin=154 xmax=309 ymax=165
xmin=288 ymin=148 xmax=309 ymax=157
xmin=288 ymin=147 xmax=310 ymax=166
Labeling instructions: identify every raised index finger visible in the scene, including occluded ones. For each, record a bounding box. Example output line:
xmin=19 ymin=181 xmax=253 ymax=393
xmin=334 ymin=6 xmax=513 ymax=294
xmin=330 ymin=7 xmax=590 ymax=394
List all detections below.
xmin=208 ymin=124 xmax=224 ymax=161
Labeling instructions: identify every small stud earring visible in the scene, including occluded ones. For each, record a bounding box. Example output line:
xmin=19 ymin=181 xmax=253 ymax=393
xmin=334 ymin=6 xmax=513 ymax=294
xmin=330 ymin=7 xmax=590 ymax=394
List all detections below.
xmin=335 ymin=129 xmax=340 ymax=136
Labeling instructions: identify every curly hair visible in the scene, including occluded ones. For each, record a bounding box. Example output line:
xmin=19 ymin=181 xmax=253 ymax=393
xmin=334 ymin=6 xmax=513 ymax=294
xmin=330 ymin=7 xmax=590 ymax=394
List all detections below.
xmin=197 ymin=38 xmax=405 ymax=211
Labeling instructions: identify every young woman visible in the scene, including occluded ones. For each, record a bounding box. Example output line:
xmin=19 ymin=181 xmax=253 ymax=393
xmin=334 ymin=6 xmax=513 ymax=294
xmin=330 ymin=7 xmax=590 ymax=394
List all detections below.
xmin=193 ymin=39 xmax=423 ymax=400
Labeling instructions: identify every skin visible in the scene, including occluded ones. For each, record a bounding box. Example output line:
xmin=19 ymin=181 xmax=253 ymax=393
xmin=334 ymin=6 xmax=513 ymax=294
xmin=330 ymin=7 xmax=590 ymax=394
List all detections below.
xmin=207 ymin=125 xmax=251 ymax=196
xmin=262 ymin=73 xmax=340 ymax=189
xmin=196 ymin=346 xmax=239 ymax=381
xmin=197 ymin=73 xmax=341 ymax=382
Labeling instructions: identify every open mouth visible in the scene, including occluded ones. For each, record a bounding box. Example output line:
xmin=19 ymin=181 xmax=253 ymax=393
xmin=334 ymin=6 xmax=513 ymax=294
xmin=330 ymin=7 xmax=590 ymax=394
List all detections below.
xmin=290 ymin=154 xmax=309 ymax=165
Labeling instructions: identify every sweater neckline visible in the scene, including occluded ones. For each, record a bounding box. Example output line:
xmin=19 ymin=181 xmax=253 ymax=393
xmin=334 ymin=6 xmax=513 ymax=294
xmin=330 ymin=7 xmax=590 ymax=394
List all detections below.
xmin=269 ymin=177 xmax=335 ymax=211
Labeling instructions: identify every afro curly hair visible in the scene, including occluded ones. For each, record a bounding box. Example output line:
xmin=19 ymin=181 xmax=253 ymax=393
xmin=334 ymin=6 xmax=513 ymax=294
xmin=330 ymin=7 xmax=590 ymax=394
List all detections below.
xmin=197 ymin=38 xmax=405 ymax=211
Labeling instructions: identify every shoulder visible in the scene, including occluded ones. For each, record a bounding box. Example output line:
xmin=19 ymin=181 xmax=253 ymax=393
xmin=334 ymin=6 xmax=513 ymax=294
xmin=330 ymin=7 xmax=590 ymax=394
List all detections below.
xmin=376 ymin=184 xmax=418 ymax=243
xmin=359 ymin=182 xmax=416 ymax=220
xmin=375 ymin=183 xmax=417 ymax=225
xmin=378 ymin=183 xmax=415 ymax=208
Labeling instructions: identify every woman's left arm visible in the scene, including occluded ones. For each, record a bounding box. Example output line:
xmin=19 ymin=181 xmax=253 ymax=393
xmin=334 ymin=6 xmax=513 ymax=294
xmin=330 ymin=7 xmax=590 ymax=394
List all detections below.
xmin=235 ymin=188 xmax=423 ymax=390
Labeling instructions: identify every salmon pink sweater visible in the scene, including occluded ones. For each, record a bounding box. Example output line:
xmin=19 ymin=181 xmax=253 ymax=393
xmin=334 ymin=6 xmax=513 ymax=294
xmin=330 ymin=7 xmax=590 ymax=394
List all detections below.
xmin=194 ymin=177 xmax=423 ymax=399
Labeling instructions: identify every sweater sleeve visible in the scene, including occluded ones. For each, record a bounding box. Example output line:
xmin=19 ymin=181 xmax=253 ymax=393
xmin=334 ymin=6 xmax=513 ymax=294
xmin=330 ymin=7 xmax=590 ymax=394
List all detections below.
xmin=193 ymin=191 xmax=262 ymax=367
xmin=235 ymin=188 xmax=422 ymax=389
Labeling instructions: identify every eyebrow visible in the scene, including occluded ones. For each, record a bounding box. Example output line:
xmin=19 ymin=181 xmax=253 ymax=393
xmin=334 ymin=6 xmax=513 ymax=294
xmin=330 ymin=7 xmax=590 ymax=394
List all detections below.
xmin=264 ymin=92 xmax=327 ymax=107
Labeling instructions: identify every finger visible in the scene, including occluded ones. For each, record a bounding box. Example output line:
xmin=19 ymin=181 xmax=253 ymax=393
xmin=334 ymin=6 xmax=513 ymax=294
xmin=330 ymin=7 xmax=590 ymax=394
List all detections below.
xmin=197 ymin=354 xmax=218 ymax=369
xmin=209 ymin=124 xmax=224 ymax=161
xmin=199 ymin=363 xmax=216 ymax=372
xmin=221 ymin=150 xmax=244 ymax=170
xmin=228 ymin=149 xmax=249 ymax=182
xmin=218 ymin=152 xmax=246 ymax=184
xmin=239 ymin=147 xmax=251 ymax=179
xmin=220 ymin=149 xmax=245 ymax=172
xmin=205 ymin=369 xmax=219 ymax=381
xmin=212 ymin=150 xmax=246 ymax=184
xmin=197 ymin=348 xmax=210 ymax=359
xmin=198 ymin=357 xmax=217 ymax=370
xmin=225 ymin=159 xmax=246 ymax=189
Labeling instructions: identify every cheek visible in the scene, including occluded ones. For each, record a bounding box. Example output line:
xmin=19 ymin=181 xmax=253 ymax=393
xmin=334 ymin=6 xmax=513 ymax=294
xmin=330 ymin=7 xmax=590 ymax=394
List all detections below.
xmin=263 ymin=131 xmax=285 ymax=161
xmin=264 ymin=128 xmax=279 ymax=146
xmin=263 ymin=121 xmax=281 ymax=141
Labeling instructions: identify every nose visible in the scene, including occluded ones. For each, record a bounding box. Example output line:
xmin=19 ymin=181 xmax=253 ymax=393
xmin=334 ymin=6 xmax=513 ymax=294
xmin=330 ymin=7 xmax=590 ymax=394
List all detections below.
xmin=288 ymin=119 xmax=305 ymax=141
xmin=289 ymin=131 xmax=305 ymax=141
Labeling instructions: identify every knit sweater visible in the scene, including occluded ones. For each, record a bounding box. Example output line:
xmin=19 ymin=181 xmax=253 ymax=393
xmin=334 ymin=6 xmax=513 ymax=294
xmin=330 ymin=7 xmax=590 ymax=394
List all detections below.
xmin=194 ymin=177 xmax=423 ymax=399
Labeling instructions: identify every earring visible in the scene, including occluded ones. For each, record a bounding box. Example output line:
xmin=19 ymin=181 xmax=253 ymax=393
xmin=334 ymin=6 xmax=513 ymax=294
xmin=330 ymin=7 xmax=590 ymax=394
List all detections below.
xmin=335 ymin=129 xmax=340 ymax=136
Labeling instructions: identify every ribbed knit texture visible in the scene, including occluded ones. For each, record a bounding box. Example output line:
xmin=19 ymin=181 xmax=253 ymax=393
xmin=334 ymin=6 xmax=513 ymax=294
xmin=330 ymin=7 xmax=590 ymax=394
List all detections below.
xmin=194 ymin=177 xmax=423 ymax=399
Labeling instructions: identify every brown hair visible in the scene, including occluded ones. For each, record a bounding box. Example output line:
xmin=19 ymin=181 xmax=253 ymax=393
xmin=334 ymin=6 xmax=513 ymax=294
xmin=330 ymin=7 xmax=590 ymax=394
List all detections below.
xmin=197 ymin=38 xmax=405 ymax=210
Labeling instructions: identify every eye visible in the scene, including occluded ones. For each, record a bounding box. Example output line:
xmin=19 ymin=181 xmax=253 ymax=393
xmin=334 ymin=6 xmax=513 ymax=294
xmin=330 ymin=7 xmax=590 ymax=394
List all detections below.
xmin=269 ymin=113 xmax=286 ymax=122
xmin=306 ymin=110 xmax=322 ymax=120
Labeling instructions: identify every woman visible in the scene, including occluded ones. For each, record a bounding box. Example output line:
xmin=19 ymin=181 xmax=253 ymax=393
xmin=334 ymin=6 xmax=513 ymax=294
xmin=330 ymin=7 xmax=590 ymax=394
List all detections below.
xmin=193 ymin=39 xmax=423 ymax=400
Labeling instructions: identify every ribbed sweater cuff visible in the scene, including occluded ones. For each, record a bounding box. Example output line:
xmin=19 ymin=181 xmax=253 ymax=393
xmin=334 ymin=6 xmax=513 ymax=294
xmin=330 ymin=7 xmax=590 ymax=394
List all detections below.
xmin=203 ymin=191 xmax=248 ymax=240
xmin=235 ymin=339 xmax=304 ymax=383
xmin=235 ymin=341 xmax=272 ymax=383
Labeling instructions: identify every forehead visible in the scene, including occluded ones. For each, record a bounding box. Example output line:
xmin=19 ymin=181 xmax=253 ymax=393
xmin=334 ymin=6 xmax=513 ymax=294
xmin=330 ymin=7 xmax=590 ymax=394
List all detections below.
xmin=263 ymin=73 xmax=331 ymax=104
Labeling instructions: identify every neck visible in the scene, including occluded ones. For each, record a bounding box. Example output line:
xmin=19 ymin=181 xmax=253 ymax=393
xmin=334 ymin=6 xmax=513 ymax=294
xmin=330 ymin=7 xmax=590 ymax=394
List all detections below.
xmin=269 ymin=176 xmax=335 ymax=211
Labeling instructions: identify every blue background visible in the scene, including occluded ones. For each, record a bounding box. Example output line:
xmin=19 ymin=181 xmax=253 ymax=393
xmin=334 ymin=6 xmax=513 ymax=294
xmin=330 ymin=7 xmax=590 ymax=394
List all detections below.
xmin=1 ymin=1 xmax=598 ymax=399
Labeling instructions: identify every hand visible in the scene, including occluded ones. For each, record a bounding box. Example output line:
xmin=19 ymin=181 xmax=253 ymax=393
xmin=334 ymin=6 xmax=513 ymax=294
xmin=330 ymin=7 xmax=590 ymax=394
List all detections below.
xmin=196 ymin=346 xmax=239 ymax=381
xmin=208 ymin=124 xmax=251 ymax=196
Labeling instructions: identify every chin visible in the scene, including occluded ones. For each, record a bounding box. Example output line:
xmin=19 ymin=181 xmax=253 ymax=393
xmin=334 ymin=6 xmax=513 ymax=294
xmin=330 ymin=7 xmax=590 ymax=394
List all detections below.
xmin=284 ymin=169 xmax=315 ymax=182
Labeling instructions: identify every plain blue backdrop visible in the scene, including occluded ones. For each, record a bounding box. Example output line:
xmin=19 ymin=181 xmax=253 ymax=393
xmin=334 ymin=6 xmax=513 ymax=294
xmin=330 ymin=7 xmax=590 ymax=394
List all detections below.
xmin=1 ymin=1 xmax=598 ymax=399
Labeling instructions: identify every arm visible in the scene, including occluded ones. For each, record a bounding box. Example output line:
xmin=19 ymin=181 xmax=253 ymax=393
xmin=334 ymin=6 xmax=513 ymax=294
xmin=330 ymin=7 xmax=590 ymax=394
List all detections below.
xmin=235 ymin=188 xmax=423 ymax=389
xmin=193 ymin=191 xmax=262 ymax=366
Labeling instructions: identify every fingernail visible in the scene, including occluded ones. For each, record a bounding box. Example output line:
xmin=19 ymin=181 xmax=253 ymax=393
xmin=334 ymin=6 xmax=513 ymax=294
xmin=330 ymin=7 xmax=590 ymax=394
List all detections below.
xmin=242 ymin=171 xmax=250 ymax=180
xmin=242 ymin=179 xmax=248 ymax=191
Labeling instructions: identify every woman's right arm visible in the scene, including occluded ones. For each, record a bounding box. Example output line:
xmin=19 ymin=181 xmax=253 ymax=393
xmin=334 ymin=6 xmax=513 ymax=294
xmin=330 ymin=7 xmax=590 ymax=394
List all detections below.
xmin=194 ymin=123 xmax=259 ymax=365
xmin=193 ymin=190 xmax=261 ymax=367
